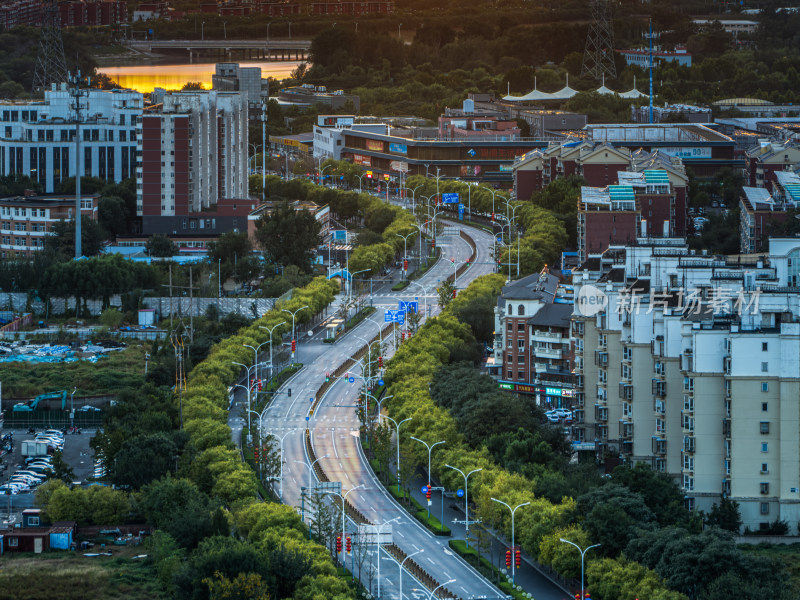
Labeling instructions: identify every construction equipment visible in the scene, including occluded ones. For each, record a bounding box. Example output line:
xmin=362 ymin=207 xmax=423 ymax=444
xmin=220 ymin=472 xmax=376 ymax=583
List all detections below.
xmin=12 ymin=390 xmax=67 ymax=412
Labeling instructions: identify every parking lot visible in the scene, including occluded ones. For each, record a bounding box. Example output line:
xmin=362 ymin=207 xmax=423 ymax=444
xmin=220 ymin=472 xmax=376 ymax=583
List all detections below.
xmin=0 ymin=428 xmax=98 ymax=506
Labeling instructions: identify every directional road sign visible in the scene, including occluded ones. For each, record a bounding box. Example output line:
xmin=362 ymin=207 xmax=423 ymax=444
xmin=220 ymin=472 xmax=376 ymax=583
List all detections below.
xmin=398 ymin=300 xmax=418 ymax=314
xmin=457 ymin=489 xmax=464 ymax=498
xmin=348 ymin=377 xmax=355 ymax=383
xmin=384 ymin=310 xmax=405 ymax=324
xmin=442 ymin=192 xmax=459 ymax=204
xmin=378 ymin=379 xmax=385 ymax=386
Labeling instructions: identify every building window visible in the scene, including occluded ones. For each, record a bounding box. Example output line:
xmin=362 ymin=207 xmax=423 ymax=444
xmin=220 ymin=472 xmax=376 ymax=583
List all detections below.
xmin=507 ymin=322 xmax=513 ymax=332
xmin=760 ymin=502 xmax=770 ymax=515
xmin=29 ymin=516 xmax=39 ymax=526
xmin=762 ymin=442 xmax=768 ymax=452
xmin=506 ymin=371 xmax=512 ymax=379
xmin=517 ymin=339 xmax=525 ymax=351
xmin=517 ymin=370 xmax=524 ymax=380
xmin=761 ymin=463 xmax=769 ymax=474
xmin=518 ymin=304 xmax=525 ymax=316
xmin=760 ymin=422 xmax=770 ymax=434
xmin=760 ymin=482 xmax=770 ymax=494
xmin=762 ymin=401 xmax=768 ymax=411
xmin=761 ymin=362 xmax=768 ymax=372
xmin=517 ymin=323 xmax=525 ymax=332
xmin=762 ymin=342 xmax=768 ymax=351
xmin=8 ymin=537 xmax=17 ymax=547
xmin=761 ymin=382 xmax=769 ymax=392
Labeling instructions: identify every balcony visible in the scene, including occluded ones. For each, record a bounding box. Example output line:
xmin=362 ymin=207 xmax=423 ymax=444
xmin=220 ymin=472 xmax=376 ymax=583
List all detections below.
xmin=621 ymin=440 xmax=633 ymax=455
xmin=652 ymin=437 xmax=667 ymax=455
xmin=652 ymin=379 xmax=667 ymax=397
xmin=595 ymin=351 xmax=608 ymax=367
xmin=654 ymin=399 xmax=666 ymax=415
xmin=722 ymin=418 xmax=731 ymax=437
xmin=532 ymin=331 xmax=563 ymax=343
xmin=535 ymin=348 xmax=563 ymax=360
xmin=652 ymin=457 xmax=666 ymax=472
xmin=597 ymin=425 xmax=609 ymax=441
xmin=683 ymin=435 xmax=695 ymax=453
xmin=619 ymin=421 xmax=633 ymax=439
xmin=574 ymin=409 xmax=585 ymax=424
xmin=574 ymin=392 xmax=585 ymax=407
xmin=595 ymin=405 xmax=608 ymax=422
xmin=619 ymin=383 xmax=633 ymax=401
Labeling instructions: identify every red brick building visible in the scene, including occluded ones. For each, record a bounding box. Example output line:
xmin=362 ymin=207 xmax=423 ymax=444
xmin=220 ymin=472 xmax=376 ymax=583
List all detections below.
xmin=744 ymin=140 xmax=800 ymax=191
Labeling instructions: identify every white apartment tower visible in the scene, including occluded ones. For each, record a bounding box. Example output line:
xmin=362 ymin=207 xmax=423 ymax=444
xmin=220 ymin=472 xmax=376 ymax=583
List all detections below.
xmin=573 ymin=238 xmax=800 ymax=531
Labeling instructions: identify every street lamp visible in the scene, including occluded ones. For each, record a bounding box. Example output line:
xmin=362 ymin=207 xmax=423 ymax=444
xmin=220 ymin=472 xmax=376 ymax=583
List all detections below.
xmin=395 ymin=232 xmax=415 ymax=281
xmin=374 ymin=516 xmax=399 ymax=600
xmin=407 ymin=280 xmax=433 ymax=318
xmin=399 ymin=547 xmax=423 ymax=600
xmin=384 ymin=415 xmax=411 ymax=493
xmin=403 ymin=183 xmax=423 ymax=211
xmin=282 ymin=305 xmax=309 ymax=362
xmin=410 ymin=436 xmax=446 ymax=518
xmin=356 ymin=172 xmax=368 ymax=194
xmin=201 ymin=21 xmax=205 ymax=40
xmin=319 ymin=164 xmax=333 ymax=186
xmin=491 ymin=498 xmax=530 ymax=583
xmin=428 ymin=579 xmax=456 ymax=600
xmin=266 ymin=22 xmax=270 ymax=45
xmin=231 ymin=361 xmax=259 ymax=439
xmin=559 ymin=539 xmax=601 ymax=600
xmin=322 ymin=484 xmax=364 ymax=565
xmin=294 ymin=454 xmax=329 ymax=494
xmin=347 ymin=268 xmax=369 ymax=308
xmin=445 ymin=464 xmax=482 ymax=546
xmin=258 ymin=321 xmax=286 ymax=380
xmin=265 ymin=429 xmax=295 ymax=502
xmin=398 ymin=22 xmax=402 ymax=39
xmin=223 ymin=20 xmax=227 ymax=39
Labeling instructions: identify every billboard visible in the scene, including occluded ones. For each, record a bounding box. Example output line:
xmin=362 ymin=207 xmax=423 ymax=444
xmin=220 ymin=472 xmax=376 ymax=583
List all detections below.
xmin=461 ymin=165 xmax=482 ymax=176
xmin=390 ymin=160 xmax=409 ymax=173
xmin=352 ymin=153 xmax=371 ymax=166
xmin=366 ymin=140 xmax=384 ymax=152
xmin=389 ymin=142 xmax=408 ymax=155
xmin=442 ymin=193 xmax=459 ymax=204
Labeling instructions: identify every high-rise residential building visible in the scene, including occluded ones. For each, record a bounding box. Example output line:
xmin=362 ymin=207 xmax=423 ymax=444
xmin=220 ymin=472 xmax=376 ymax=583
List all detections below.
xmin=488 ymin=270 xmax=575 ymax=407
xmin=136 ymin=90 xmax=248 ymax=235
xmin=211 ymin=63 xmax=269 ymax=112
xmin=0 ymin=87 xmax=142 ymax=193
xmin=573 ymin=237 xmax=800 ymax=531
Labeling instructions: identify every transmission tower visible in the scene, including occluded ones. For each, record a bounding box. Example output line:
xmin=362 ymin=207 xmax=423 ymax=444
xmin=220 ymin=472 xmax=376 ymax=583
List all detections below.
xmin=581 ymin=0 xmax=617 ymax=80
xmin=32 ymin=0 xmax=69 ymax=92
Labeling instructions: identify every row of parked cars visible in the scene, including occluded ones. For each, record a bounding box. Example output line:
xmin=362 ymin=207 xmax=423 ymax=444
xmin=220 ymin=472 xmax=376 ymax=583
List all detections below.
xmin=0 ymin=430 xmax=64 ymax=495
xmin=545 ymin=408 xmax=574 ymax=424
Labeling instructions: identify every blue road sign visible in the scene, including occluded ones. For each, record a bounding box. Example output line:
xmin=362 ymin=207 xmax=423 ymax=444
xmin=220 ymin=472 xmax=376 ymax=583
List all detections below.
xmin=421 ymin=486 xmax=428 ymax=494
xmin=385 ymin=310 xmax=405 ymax=323
xmin=305 ymin=416 xmax=310 ymax=421
xmin=457 ymin=489 xmax=464 ymax=498
xmin=378 ymin=379 xmax=385 ymax=386
xmin=348 ymin=377 xmax=355 ymax=383
xmin=442 ymin=193 xmax=459 ymax=204
xmin=467 ymin=148 xmax=476 ymax=157
xmin=398 ymin=301 xmax=418 ymax=314
xmin=309 ymin=397 xmax=313 ymax=402
xmin=458 ymin=203 xmax=465 ymax=221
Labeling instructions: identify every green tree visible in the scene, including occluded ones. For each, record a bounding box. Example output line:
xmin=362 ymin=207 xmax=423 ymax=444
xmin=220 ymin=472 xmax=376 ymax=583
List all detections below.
xmin=140 ymin=476 xmax=215 ymax=548
xmin=98 ymin=195 xmax=128 ymax=236
xmin=46 ymin=217 xmax=108 ymax=257
xmin=49 ymin=449 xmax=76 ymax=484
xmin=437 ymin=280 xmax=456 ymax=309
xmin=146 ymin=234 xmax=178 ymax=257
xmin=254 ymin=202 xmax=322 ymax=272
xmin=99 ymin=307 xmax=124 ymax=329
xmin=207 ymin=232 xmax=261 ymax=284
xmin=112 ymin=431 xmax=182 ymax=489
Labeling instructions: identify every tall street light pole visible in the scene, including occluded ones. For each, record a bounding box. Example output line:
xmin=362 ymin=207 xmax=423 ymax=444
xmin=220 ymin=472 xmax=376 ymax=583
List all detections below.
xmin=410 ymin=436 xmax=446 ymax=518
xmin=265 ymin=429 xmax=294 ymax=502
xmin=399 ymin=548 xmax=423 ymax=600
xmin=231 ymin=361 xmax=258 ymax=440
xmin=261 ymin=99 xmax=267 ymax=200
xmin=258 ymin=321 xmax=286 ymax=380
xmin=491 ymin=497 xmax=530 ymax=584
xmin=395 ymin=232 xmax=414 ymax=281
xmin=445 ymin=464 xmax=482 ymax=547
xmin=384 ymin=415 xmax=410 ymax=493
xmin=323 ymin=484 xmax=364 ymax=566
xmin=282 ymin=306 xmax=309 ymax=363
xmin=559 ymin=539 xmax=601 ymax=600
xmin=428 ymin=579 xmax=456 ymax=600
xmin=374 ymin=516 xmax=399 ymax=600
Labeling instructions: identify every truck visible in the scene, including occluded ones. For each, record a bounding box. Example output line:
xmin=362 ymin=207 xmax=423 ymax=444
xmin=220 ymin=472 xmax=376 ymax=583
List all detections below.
xmin=21 ymin=440 xmax=50 ymax=457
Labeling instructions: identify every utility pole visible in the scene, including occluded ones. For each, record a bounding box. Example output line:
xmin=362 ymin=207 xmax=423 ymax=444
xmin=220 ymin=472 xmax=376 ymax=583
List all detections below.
xmin=261 ymin=99 xmax=267 ymax=201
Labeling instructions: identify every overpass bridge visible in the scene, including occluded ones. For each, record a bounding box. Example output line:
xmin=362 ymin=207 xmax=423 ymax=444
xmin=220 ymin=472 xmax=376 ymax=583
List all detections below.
xmin=126 ymin=39 xmax=311 ymax=62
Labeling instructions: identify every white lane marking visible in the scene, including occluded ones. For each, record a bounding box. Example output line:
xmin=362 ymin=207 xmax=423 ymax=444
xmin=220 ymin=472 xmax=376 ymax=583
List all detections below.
xmin=332 ymin=429 xmax=339 ymax=458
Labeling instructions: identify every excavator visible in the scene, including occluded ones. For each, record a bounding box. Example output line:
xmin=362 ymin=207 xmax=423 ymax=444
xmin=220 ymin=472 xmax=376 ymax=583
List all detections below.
xmin=12 ymin=390 xmax=67 ymax=412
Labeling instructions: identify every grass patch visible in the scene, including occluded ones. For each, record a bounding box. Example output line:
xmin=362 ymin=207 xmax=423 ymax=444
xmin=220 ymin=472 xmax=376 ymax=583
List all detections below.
xmin=448 ymin=540 xmax=527 ymax=600
xmin=344 ymin=306 xmax=376 ymax=330
xmin=0 ymin=546 xmax=164 ymax=600
xmin=391 ymin=280 xmax=410 ymax=291
xmin=0 ymin=345 xmax=147 ymax=398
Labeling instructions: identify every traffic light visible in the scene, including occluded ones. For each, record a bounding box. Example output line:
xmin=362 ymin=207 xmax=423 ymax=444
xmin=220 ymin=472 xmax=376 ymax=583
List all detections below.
xmin=325 ymin=372 xmax=330 ymax=382
xmin=465 ymin=259 xmax=470 ymax=268
xmin=491 ymin=213 xmax=495 ymax=221
xmin=452 ymin=289 xmax=457 ymax=298
xmin=431 ymin=240 xmax=435 ymax=249
xmin=403 ymin=259 xmax=408 ymax=271
xmin=515 ymin=549 xmax=521 ymax=568
xmin=401 ymin=331 xmax=406 ymax=341
xmin=426 ymin=484 xmax=432 ymax=502
xmin=288 ymin=388 xmax=292 ymax=397
xmin=506 ymin=550 xmax=512 ymax=569
xmin=254 ymin=448 xmax=260 ymax=461
xmin=346 ymin=536 xmax=352 ymax=554
xmin=257 ymin=379 xmax=263 ymax=391
xmin=336 ymin=536 xmax=342 ymax=553
xmin=291 ymin=339 xmax=296 ymax=352
xmin=378 ymin=356 xmax=383 ymax=368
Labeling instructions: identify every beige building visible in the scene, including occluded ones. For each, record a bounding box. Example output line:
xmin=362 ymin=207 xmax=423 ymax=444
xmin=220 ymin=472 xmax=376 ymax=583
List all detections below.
xmin=573 ymin=237 xmax=800 ymax=530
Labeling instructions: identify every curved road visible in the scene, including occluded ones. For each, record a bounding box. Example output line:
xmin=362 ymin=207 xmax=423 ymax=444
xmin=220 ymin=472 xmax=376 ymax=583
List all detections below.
xmin=231 ymin=218 xmax=570 ymax=600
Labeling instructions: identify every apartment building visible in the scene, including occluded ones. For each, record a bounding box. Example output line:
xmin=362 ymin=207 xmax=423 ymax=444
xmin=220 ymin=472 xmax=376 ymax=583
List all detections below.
xmin=489 ymin=270 xmax=574 ymax=407
xmin=0 ymin=88 xmax=142 ymax=193
xmin=744 ymin=140 xmax=800 ymax=191
xmin=573 ymin=237 xmax=800 ymax=531
xmin=577 ymin=165 xmax=689 ymax=264
xmin=211 ymin=63 xmax=269 ymax=112
xmin=0 ymin=191 xmax=99 ymax=258
xmin=136 ymin=90 xmax=248 ymax=235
